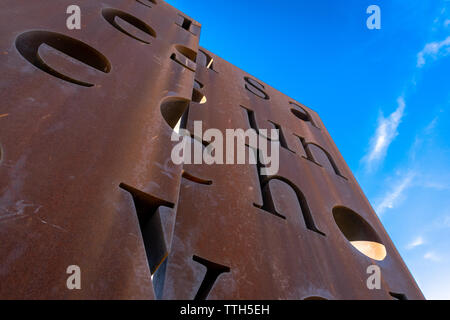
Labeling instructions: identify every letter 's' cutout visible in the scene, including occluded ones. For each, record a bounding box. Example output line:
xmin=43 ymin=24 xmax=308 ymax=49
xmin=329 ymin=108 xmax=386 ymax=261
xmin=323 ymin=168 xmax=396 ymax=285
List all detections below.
xmin=119 ymin=183 xmax=174 ymax=275
xmin=15 ymin=31 xmax=111 ymax=87
xmin=171 ymin=45 xmax=197 ymax=72
xmin=290 ymin=102 xmax=318 ymax=127
xmin=242 ymin=107 xmax=324 ymax=236
xmin=193 ymin=256 xmax=230 ymax=300
xmin=197 ymin=49 xmax=217 ymax=72
xmin=244 ymin=77 xmax=269 ymax=100
xmin=102 ymin=8 xmax=156 ymax=44
xmin=298 ymin=136 xmax=346 ymax=179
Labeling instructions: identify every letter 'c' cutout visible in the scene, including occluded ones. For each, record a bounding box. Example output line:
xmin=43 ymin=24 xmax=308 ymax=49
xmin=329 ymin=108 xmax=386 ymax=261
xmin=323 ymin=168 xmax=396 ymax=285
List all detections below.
xmin=15 ymin=31 xmax=111 ymax=87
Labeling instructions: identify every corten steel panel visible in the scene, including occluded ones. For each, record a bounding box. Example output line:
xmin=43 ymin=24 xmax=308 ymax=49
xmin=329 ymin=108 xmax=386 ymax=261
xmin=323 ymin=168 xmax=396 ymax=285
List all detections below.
xmin=160 ymin=49 xmax=425 ymax=300
xmin=0 ymin=0 xmax=200 ymax=299
xmin=0 ymin=1 xmax=424 ymax=300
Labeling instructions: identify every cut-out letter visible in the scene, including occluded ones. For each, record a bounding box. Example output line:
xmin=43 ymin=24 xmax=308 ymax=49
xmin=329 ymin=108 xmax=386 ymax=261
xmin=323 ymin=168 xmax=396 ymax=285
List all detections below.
xmin=66 ymin=5 xmax=81 ymax=30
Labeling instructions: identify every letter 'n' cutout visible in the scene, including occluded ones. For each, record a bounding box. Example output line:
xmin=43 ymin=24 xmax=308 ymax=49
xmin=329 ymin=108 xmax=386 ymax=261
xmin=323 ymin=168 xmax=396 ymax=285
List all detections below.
xmin=15 ymin=31 xmax=111 ymax=87
xmin=390 ymin=292 xmax=408 ymax=300
xmin=193 ymin=256 xmax=230 ymax=300
xmin=244 ymin=77 xmax=269 ymax=100
xmin=119 ymin=183 xmax=174 ymax=275
xmin=137 ymin=0 xmax=156 ymax=8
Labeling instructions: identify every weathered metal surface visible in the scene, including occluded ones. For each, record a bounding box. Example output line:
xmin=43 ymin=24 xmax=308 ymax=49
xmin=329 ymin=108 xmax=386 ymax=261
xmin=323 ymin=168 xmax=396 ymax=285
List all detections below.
xmin=0 ymin=0 xmax=424 ymax=300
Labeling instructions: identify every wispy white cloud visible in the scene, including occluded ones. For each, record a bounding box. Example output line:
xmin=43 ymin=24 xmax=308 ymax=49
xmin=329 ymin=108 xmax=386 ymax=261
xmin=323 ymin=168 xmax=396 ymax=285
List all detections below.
xmin=424 ymin=251 xmax=442 ymax=262
xmin=363 ymin=97 xmax=406 ymax=171
xmin=417 ymin=36 xmax=450 ymax=67
xmin=375 ymin=171 xmax=415 ymax=215
xmin=407 ymin=236 xmax=425 ymax=250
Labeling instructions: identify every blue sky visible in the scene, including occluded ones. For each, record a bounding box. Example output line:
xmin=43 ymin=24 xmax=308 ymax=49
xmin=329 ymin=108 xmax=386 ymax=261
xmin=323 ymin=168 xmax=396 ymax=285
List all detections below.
xmin=166 ymin=0 xmax=450 ymax=299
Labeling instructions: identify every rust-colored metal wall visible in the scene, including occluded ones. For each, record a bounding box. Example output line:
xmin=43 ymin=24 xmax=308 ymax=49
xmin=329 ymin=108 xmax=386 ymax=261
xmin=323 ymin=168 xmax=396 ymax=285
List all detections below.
xmin=0 ymin=0 xmax=424 ymax=300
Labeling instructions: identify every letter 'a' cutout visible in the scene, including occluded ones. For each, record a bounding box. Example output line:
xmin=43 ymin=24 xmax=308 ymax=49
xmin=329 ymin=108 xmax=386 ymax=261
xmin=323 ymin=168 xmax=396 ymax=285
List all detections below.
xmin=15 ymin=31 xmax=111 ymax=87
xmin=193 ymin=256 xmax=230 ymax=300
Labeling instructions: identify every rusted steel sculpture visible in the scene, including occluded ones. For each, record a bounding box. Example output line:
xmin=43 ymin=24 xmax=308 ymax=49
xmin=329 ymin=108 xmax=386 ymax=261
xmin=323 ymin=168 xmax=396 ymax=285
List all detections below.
xmin=0 ymin=0 xmax=424 ymax=300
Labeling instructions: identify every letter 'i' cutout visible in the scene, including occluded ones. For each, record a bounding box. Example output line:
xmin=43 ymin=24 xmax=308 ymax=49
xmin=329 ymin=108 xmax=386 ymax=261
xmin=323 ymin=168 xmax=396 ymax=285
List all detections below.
xmin=192 ymin=256 xmax=230 ymax=300
xmin=242 ymin=107 xmax=325 ymax=236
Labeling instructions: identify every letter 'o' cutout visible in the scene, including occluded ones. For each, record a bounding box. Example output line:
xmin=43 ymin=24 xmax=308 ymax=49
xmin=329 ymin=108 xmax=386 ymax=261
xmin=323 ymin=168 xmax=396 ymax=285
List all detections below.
xmin=15 ymin=31 xmax=111 ymax=87
xmin=102 ymin=8 xmax=156 ymax=44
xmin=332 ymin=206 xmax=386 ymax=261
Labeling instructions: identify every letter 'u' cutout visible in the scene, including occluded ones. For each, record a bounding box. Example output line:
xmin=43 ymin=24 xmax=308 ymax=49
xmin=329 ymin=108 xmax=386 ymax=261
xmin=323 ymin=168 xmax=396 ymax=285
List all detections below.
xmin=15 ymin=31 xmax=111 ymax=87
xmin=244 ymin=77 xmax=269 ymax=100
xmin=102 ymin=8 xmax=156 ymax=44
